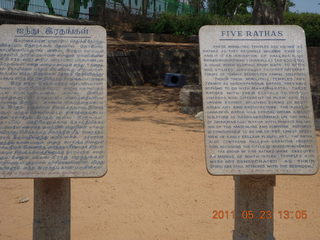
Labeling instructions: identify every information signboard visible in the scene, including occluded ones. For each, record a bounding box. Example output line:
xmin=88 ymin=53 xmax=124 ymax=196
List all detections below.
xmin=200 ymin=25 xmax=318 ymax=175
xmin=0 ymin=25 xmax=107 ymax=178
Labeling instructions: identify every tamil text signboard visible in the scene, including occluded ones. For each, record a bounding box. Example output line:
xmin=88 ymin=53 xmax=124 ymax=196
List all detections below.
xmin=0 ymin=25 xmax=107 ymax=178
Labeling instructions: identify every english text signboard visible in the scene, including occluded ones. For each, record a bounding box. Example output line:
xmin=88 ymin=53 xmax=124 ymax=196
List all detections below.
xmin=200 ymin=25 xmax=318 ymax=175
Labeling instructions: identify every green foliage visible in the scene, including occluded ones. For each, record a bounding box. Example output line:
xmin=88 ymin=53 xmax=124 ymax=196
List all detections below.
xmin=284 ymin=12 xmax=320 ymax=46
xmin=14 ymin=0 xmax=55 ymax=14
xmin=153 ymin=14 xmax=180 ymax=34
xmin=285 ymin=0 xmax=295 ymax=12
xmin=134 ymin=13 xmax=251 ymax=35
xmin=13 ymin=0 xmax=30 ymax=11
xmin=135 ymin=12 xmax=320 ymax=46
xmin=174 ymin=14 xmax=214 ymax=35
xmin=208 ymin=0 xmax=251 ymax=16
xmin=166 ymin=0 xmax=180 ymax=14
xmin=228 ymin=14 xmax=251 ymax=24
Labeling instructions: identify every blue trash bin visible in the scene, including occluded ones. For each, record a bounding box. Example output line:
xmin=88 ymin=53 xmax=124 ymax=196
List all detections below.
xmin=164 ymin=73 xmax=186 ymax=87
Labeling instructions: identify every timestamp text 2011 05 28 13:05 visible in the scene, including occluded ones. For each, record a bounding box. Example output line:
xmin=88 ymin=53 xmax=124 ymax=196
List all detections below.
xmin=211 ymin=210 xmax=308 ymax=220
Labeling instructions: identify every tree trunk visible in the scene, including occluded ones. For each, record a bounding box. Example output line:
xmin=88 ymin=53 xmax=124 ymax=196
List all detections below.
xmin=142 ymin=0 xmax=148 ymax=16
xmin=252 ymin=0 xmax=286 ymax=24
xmin=92 ymin=0 xmax=106 ymax=24
xmin=67 ymin=0 xmax=81 ymax=18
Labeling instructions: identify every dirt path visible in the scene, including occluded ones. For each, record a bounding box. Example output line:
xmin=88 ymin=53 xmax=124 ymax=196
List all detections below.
xmin=0 ymin=86 xmax=319 ymax=240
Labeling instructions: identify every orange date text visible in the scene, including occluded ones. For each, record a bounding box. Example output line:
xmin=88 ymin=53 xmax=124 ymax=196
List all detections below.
xmin=211 ymin=210 xmax=308 ymax=220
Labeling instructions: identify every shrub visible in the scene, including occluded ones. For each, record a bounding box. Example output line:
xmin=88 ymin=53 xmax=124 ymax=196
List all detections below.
xmin=284 ymin=12 xmax=320 ymax=46
xmin=134 ymin=12 xmax=320 ymax=46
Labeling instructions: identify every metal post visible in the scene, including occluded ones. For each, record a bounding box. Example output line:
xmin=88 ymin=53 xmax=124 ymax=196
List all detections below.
xmin=33 ymin=178 xmax=71 ymax=240
xmin=233 ymin=175 xmax=276 ymax=240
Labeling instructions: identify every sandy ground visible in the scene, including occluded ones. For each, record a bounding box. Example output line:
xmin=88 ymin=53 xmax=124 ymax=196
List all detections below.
xmin=0 ymin=85 xmax=320 ymax=240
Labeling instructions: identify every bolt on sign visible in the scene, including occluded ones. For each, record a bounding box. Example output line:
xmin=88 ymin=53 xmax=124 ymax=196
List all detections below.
xmin=0 ymin=25 xmax=107 ymax=178
xmin=199 ymin=25 xmax=318 ymax=175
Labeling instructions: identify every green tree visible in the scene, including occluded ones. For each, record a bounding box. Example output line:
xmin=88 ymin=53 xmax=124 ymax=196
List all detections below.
xmin=113 ymin=0 xmax=130 ymax=13
xmin=207 ymin=0 xmax=294 ymax=17
xmin=167 ymin=0 xmax=180 ymax=14
xmin=189 ymin=0 xmax=204 ymax=14
xmin=208 ymin=0 xmax=251 ymax=16
xmin=66 ymin=0 xmax=81 ymax=18
xmin=44 ymin=0 xmax=55 ymax=14
xmin=91 ymin=0 xmax=106 ymax=17
xmin=252 ymin=0 xmax=286 ymax=24
xmin=13 ymin=0 xmax=30 ymax=11
xmin=284 ymin=0 xmax=295 ymax=11
xmin=142 ymin=0 xmax=148 ymax=15
xmin=14 ymin=0 xmax=55 ymax=14
xmin=62 ymin=0 xmax=106 ymax=19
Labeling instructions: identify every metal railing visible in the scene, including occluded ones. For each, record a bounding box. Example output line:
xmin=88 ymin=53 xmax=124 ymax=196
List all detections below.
xmin=105 ymin=0 xmax=195 ymax=16
xmin=0 ymin=0 xmax=195 ymax=19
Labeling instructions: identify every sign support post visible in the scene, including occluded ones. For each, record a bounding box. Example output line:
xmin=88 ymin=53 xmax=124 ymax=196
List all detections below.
xmin=233 ymin=175 xmax=275 ymax=240
xmin=33 ymin=178 xmax=71 ymax=240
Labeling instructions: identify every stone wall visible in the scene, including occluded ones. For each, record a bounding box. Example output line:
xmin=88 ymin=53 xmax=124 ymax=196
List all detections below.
xmin=107 ymin=41 xmax=320 ymax=90
xmin=107 ymin=51 xmax=144 ymax=86
xmin=107 ymin=43 xmax=200 ymax=86
xmin=307 ymin=48 xmax=320 ymax=120
xmin=308 ymin=47 xmax=320 ymax=92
